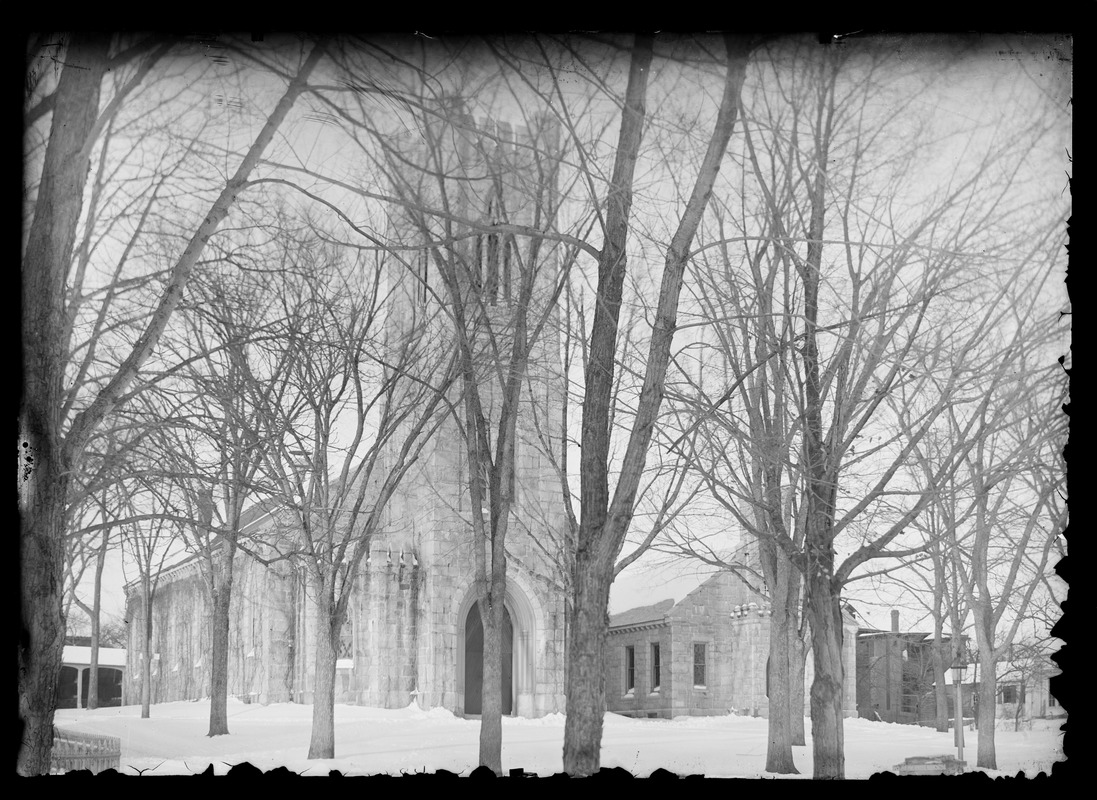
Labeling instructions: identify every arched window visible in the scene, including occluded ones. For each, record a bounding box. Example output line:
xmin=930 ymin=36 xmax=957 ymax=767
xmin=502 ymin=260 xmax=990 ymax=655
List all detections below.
xmin=338 ymin=611 xmax=354 ymax=660
xmin=502 ymin=235 xmax=513 ymax=302
xmin=484 ymin=195 xmax=501 ymax=304
xmin=472 ymin=234 xmax=484 ymax=292
xmin=416 ymin=249 xmax=429 ymax=304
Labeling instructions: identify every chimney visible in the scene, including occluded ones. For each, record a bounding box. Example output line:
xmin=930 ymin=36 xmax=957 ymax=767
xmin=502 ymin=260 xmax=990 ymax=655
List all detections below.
xmin=891 ymin=610 xmax=900 ymax=633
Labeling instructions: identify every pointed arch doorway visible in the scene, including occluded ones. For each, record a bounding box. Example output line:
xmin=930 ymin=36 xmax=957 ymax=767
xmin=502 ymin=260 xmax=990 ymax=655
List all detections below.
xmin=464 ymin=603 xmax=513 ymax=715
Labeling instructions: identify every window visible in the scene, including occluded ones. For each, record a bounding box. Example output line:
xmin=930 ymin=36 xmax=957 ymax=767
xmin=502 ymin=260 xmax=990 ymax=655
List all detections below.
xmin=1001 ymin=685 xmax=1018 ymax=704
xmin=1049 ymin=692 xmax=1058 ymax=708
xmin=502 ymin=236 xmax=513 ymax=301
xmin=483 ymin=193 xmax=505 ymax=304
xmin=693 ymin=643 xmax=707 ymax=687
xmin=416 ymin=250 xmax=429 ymax=303
xmin=475 ymin=458 xmax=491 ymax=516
xmin=485 ymin=235 xmax=500 ymax=304
xmin=472 ymin=235 xmax=484 ymax=290
xmin=624 ymin=646 xmax=635 ymax=693
xmin=651 ymin=643 xmax=661 ymax=691
xmin=338 ymin=613 xmax=353 ymax=660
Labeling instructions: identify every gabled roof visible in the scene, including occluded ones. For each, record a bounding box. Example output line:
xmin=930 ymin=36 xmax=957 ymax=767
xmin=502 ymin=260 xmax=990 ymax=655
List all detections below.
xmin=236 ymin=496 xmax=285 ymax=532
xmin=610 ymin=569 xmax=764 ymax=631
xmin=123 ymin=497 xmax=287 ymax=592
xmin=609 ymin=598 xmax=675 ymax=629
xmin=609 ymin=570 xmax=858 ymax=632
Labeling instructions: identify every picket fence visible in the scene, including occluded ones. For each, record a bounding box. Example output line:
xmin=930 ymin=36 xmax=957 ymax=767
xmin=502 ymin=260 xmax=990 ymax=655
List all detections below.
xmin=50 ymin=728 xmax=121 ymax=775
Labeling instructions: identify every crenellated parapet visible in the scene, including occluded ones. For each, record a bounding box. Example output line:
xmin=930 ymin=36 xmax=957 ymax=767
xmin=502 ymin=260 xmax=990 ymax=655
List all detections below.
xmin=730 ymin=601 xmax=773 ymax=619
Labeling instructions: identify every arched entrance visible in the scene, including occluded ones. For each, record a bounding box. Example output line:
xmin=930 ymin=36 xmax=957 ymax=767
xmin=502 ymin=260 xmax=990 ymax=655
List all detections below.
xmin=464 ymin=603 xmax=513 ymax=715
xmin=455 ymin=575 xmax=541 ymax=717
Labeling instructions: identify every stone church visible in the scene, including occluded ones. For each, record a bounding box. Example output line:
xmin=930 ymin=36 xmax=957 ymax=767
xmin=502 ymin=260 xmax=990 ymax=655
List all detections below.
xmin=123 ymin=109 xmax=572 ymax=718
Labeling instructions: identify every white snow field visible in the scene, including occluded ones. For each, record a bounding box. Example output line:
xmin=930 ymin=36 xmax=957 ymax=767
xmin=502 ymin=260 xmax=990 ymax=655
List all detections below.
xmin=53 ymin=700 xmax=1064 ymax=778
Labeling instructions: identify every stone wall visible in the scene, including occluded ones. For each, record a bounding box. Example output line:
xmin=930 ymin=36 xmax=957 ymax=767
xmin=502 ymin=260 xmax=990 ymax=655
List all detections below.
xmin=122 ymin=109 xmax=570 ymax=719
xmin=606 ymin=625 xmax=673 ymax=718
xmin=123 ymin=552 xmax=301 ymax=706
xmin=670 ymin=572 xmax=769 ymax=717
xmin=606 ymin=571 xmax=859 ymax=720
xmin=350 ymin=547 xmax=421 ymax=708
xmin=123 ymin=563 xmax=209 ymax=705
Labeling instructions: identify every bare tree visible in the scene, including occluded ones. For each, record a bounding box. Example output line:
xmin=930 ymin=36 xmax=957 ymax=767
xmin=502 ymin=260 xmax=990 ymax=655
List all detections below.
xmin=118 ymin=458 xmax=189 ymax=718
xmin=882 ymin=427 xmax=977 ymax=735
xmin=561 ymin=34 xmax=754 ymax=776
xmin=659 ymin=37 xmax=1068 ymax=777
xmin=661 ymin=180 xmax=815 ymax=771
xmin=384 ymin=110 xmax=570 ymax=772
xmin=64 ymin=502 xmax=117 ymax=710
xmin=251 ymin=243 xmax=455 ymax=760
xmin=252 ymin=37 xmax=580 ymax=771
xmin=943 ymin=366 xmax=1067 ymax=768
xmin=143 ymin=242 xmax=314 ymax=736
xmin=19 ymin=34 xmax=325 ymax=774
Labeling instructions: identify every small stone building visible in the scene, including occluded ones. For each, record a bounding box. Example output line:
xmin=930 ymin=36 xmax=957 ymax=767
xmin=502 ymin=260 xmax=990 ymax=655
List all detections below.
xmin=606 ymin=571 xmax=857 ymax=719
xmin=122 ymin=109 xmax=571 ymax=719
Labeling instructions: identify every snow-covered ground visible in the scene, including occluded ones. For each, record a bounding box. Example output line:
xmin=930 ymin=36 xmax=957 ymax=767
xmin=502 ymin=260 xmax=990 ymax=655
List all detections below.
xmin=53 ymin=700 xmax=1064 ymax=778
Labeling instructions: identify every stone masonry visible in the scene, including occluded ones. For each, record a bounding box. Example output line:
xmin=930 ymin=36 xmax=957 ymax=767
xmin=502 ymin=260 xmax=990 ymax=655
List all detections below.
xmin=123 ymin=108 xmax=569 ymax=718
xmin=607 ymin=569 xmax=858 ymax=719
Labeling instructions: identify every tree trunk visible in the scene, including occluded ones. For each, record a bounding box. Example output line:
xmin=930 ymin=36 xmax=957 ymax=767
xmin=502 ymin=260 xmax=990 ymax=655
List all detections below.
xmin=975 ymin=654 xmax=997 ymax=769
xmin=760 ymin=537 xmax=799 ymax=773
xmin=562 ymin=33 xmax=750 ymax=778
xmin=794 ymin=52 xmax=843 ymax=777
xmin=208 ymin=584 xmax=233 ymax=736
xmin=562 ymin=556 xmax=613 ymax=776
xmin=88 ymin=608 xmax=101 ymax=711
xmin=478 ymin=592 xmax=505 ymax=774
xmin=18 ymin=33 xmax=109 ymax=776
xmin=62 ymin=40 xmax=328 ymax=452
xmin=765 ymin=605 xmax=798 ymax=773
xmin=87 ymin=532 xmax=108 ymax=710
xmin=307 ymin=599 xmax=338 ymax=760
xmin=562 ymin=33 xmax=653 ymax=779
xmin=932 ymin=642 xmax=950 ymax=733
xmin=18 ymin=463 xmax=69 ymax=772
xmin=790 ymin=625 xmax=808 ymax=746
xmin=141 ymin=582 xmax=153 ymax=718
xmin=806 ymin=574 xmax=845 ymax=779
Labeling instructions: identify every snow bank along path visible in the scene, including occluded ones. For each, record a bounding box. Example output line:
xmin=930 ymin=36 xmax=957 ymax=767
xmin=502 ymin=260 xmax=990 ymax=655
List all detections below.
xmin=53 ymin=700 xmax=1065 ymax=778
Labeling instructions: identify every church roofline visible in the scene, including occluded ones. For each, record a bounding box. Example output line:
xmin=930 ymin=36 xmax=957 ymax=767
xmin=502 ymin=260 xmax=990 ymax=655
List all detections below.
xmin=609 ymin=598 xmax=676 ymax=629
xmin=122 ymin=500 xmax=283 ymax=594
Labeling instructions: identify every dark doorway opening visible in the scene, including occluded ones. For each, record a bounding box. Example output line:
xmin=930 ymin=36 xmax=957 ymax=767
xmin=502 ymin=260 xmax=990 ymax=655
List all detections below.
xmin=464 ymin=603 xmax=513 ymax=715
xmin=56 ymin=665 xmax=124 ymax=708
xmin=57 ymin=666 xmax=79 ymax=709
xmin=81 ymin=667 xmax=124 ymax=706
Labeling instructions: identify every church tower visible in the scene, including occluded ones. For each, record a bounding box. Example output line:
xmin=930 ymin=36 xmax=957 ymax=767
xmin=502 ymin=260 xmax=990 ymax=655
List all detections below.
xmin=344 ymin=101 xmax=570 ymax=717
xmin=119 ymin=102 xmax=571 ymax=716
